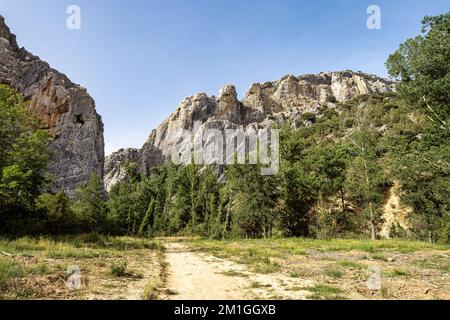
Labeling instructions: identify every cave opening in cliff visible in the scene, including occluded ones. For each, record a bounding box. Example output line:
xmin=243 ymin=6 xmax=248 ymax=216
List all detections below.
xmin=74 ymin=114 xmax=84 ymax=125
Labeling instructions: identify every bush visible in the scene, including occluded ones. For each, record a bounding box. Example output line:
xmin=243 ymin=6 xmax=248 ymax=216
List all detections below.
xmin=110 ymin=260 xmax=128 ymax=277
xmin=344 ymin=118 xmax=354 ymax=128
xmin=383 ymin=103 xmax=399 ymax=111
xmin=142 ymin=279 xmax=159 ymax=300
xmin=326 ymin=95 xmax=337 ymax=103
xmin=373 ymin=118 xmax=384 ymax=127
xmin=301 ymin=112 xmax=316 ymax=123
xmin=323 ymin=109 xmax=339 ymax=119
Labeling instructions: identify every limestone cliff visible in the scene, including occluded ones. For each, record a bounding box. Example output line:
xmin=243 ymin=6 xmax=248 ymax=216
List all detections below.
xmin=0 ymin=16 xmax=105 ymax=196
xmin=104 ymin=148 xmax=139 ymax=192
xmin=137 ymin=71 xmax=395 ymax=174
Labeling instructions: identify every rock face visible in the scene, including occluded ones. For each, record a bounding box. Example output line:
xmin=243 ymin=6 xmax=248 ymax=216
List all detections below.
xmin=0 ymin=16 xmax=105 ymax=196
xmin=104 ymin=148 xmax=139 ymax=192
xmin=137 ymin=71 xmax=395 ymax=174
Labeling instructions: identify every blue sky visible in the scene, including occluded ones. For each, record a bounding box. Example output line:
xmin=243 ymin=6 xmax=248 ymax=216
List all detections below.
xmin=1 ymin=0 xmax=449 ymax=155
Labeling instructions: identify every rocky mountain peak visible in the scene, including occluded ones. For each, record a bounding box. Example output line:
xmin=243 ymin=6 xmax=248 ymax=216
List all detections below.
xmin=219 ymin=84 xmax=237 ymax=99
xmin=217 ymin=84 xmax=241 ymax=122
xmin=0 ymin=16 xmax=18 ymax=51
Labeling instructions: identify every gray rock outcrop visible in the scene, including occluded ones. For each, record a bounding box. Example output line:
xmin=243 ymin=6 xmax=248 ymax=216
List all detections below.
xmin=0 ymin=16 xmax=105 ymax=196
xmin=104 ymin=148 xmax=139 ymax=192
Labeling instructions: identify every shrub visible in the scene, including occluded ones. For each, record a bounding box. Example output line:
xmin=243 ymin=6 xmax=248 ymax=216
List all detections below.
xmin=142 ymin=279 xmax=159 ymax=300
xmin=323 ymin=109 xmax=339 ymax=120
xmin=326 ymin=95 xmax=337 ymax=103
xmin=301 ymin=112 xmax=316 ymax=123
xmin=109 ymin=260 xmax=128 ymax=277
xmin=344 ymin=118 xmax=354 ymax=128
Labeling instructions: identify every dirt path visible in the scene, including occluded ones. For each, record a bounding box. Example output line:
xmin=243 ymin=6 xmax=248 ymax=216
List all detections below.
xmin=162 ymin=242 xmax=314 ymax=300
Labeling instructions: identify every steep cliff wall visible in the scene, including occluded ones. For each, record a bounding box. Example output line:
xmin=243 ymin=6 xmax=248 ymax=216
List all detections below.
xmin=0 ymin=16 xmax=105 ymax=196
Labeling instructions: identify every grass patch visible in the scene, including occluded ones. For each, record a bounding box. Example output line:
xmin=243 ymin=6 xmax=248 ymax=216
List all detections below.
xmin=187 ymin=238 xmax=450 ymax=253
xmin=185 ymin=238 xmax=449 ymax=276
xmin=337 ymin=260 xmax=365 ymax=269
xmin=0 ymin=234 xmax=164 ymax=255
xmin=27 ymin=263 xmax=49 ymax=275
xmin=13 ymin=287 xmax=36 ymax=299
xmin=371 ymin=254 xmax=388 ymax=262
xmin=184 ymin=237 xmax=449 ymax=286
xmin=288 ymin=286 xmax=306 ymax=291
xmin=381 ymin=286 xmax=390 ymax=299
xmin=254 ymin=261 xmax=280 ymax=274
xmin=325 ymin=267 xmax=344 ymax=278
xmin=46 ymin=249 xmax=102 ymax=260
xmin=305 ymin=284 xmax=343 ymax=294
xmin=0 ymin=235 xmax=164 ymax=300
xmin=237 ymin=252 xmax=281 ymax=274
xmin=303 ymin=284 xmax=346 ymax=300
xmin=412 ymin=256 xmax=450 ymax=273
xmin=0 ymin=258 xmax=23 ymax=292
xmin=388 ymin=269 xmax=410 ymax=277
xmin=250 ymin=281 xmax=272 ymax=289
xmin=439 ymin=264 xmax=450 ymax=273
xmin=159 ymin=260 xmax=169 ymax=269
xmin=142 ymin=279 xmax=159 ymax=300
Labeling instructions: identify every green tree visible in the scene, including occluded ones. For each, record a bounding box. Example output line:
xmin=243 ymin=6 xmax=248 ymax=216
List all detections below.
xmin=225 ymin=163 xmax=276 ymax=238
xmin=36 ymin=191 xmax=76 ymax=234
xmin=139 ymin=198 xmax=156 ymax=236
xmin=277 ymin=123 xmax=318 ymax=237
xmin=0 ymin=85 xmax=50 ymax=234
xmin=386 ymin=12 xmax=450 ymax=243
xmin=390 ymin=132 xmax=450 ymax=242
xmin=73 ymin=173 xmax=108 ymax=233
xmin=386 ymin=12 xmax=450 ymax=127
xmin=108 ymin=180 xmax=135 ymax=234
xmin=197 ymin=166 xmax=220 ymax=237
xmin=346 ymin=128 xmax=386 ymax=240
xmin=307 ymin=143 xmax=354 ymax=237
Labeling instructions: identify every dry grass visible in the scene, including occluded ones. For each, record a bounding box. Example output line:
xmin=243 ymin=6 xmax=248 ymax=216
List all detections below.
xmin=185 ymin=238 xmax=450 ymax=300
xmin=0 ymin=234 xmax=165 ymax=300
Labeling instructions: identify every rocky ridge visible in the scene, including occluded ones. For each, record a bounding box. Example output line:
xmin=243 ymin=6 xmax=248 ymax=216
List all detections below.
xmin=136 ymin=71 xmax=395 ymax=175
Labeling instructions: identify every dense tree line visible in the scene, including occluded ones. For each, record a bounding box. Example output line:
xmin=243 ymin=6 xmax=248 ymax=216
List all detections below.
xmin=0 ymin=12 xmax=448 ymax=242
